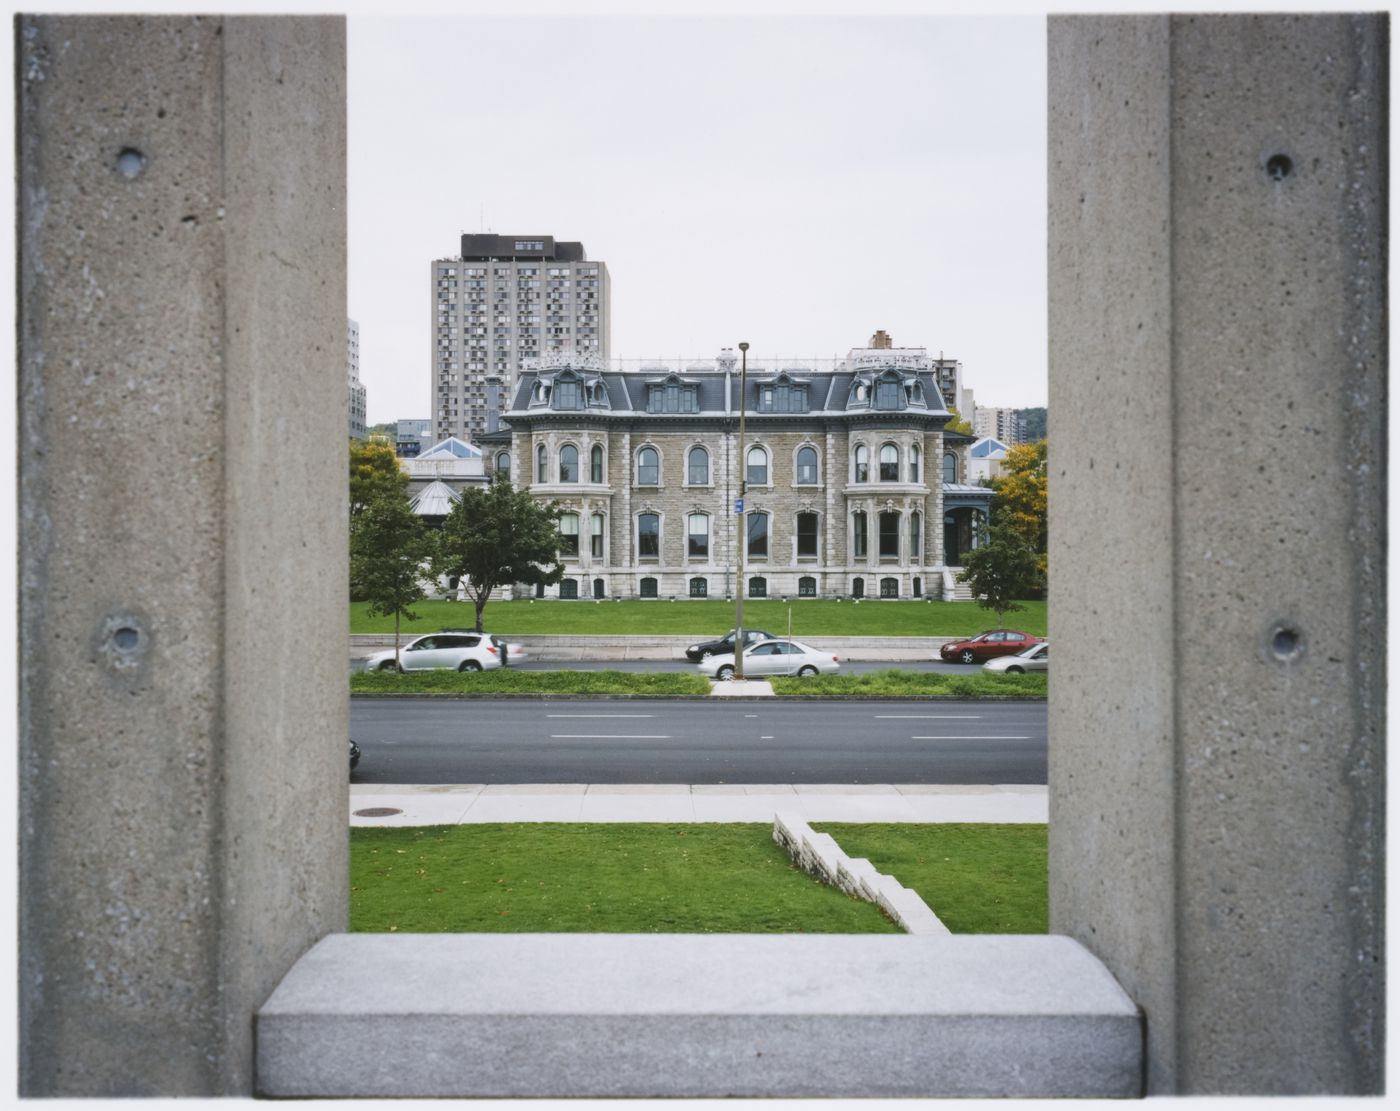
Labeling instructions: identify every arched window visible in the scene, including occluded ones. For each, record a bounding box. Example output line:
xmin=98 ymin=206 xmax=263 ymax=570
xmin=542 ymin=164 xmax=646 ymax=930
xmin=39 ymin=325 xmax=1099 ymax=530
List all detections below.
xmin=943 ymin=452 xmax=958 ymax=484
xmin=559 ymin=444 xmax=578 ymax=483
xmin=590 ymin=444 xmax=604 ymax=483
xmin=689 ymin=577 xmax=708 ymax=598
xmin=592 ymin=577 xmax=605 ymax=599
xmin=495 ymin=451 xmax=510 ymax=477
xmin=879 ymin=511 xmax=901 ymax=558
xmin=687 ymin=446 xmax=709 ymax=485
xmin=746 ymin=512 xmax=769 ymax=559
xmin=852 ymin=576 xmax=865 ymax=599
xmin=639 ymin=576 xmax=658 ymax=599
xmin=746 ymin=446 xmax=768 ymax=485
xmin=535 ymin=443 xmax=547 ymax=483
xmin=558 ymin=512 xmax=579 ymax=557
xmin=880 ymin=576 xmax=899 ymax=598
xmin=913 ymin=576 xmax=922 ymax=597
xmin=796 ymin=511 xmax=818 ymax=559
xmin=852 ymin=511 xmax=868 ymax=558
xmin=637 ymin=513 xmax=659 ymax=560
xmin=748 ymin=576 xmax=768 ymax=598
xmin=687 ymin=513 xmax=709 ymax=559
xmin=909 ymin=443 xmax=921 ymax=483
xmin=910 ymin=511 xmax=922 ymax=559
xmin=796 ymin=445 xmax=818 ymax=485
xmin=798 ymin=575 xmax=817 ymax=597
xmin=559 ymin=578 xmax=578 ymax=599
xmin=637 ymin=446 xmax=659 ymax=486
xmin=854 ymin=445 xmax=869 ymax=483
xmin=879 ymin=444 xmax=899 ymax=482
xmin=590 ymin=512 xmax=605 ymax=558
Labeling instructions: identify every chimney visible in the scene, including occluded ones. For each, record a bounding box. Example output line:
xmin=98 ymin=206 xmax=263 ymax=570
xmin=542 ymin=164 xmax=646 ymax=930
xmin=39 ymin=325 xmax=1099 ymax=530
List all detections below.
xmin=869 ymin=329 xmax=892 ymax=349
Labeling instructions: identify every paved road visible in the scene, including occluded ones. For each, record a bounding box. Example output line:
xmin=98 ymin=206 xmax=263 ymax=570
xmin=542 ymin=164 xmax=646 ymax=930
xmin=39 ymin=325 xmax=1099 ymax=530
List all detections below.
xmin=349 ymin=699 xmax=1047 ymax=785
xmin=354 ymin=658 xmax=984 ymax=677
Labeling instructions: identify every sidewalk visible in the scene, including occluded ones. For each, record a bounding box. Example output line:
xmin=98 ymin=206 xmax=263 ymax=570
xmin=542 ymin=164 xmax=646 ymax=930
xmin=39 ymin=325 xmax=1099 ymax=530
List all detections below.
xmin=350 ymin=783 xmax=1047 ymax=826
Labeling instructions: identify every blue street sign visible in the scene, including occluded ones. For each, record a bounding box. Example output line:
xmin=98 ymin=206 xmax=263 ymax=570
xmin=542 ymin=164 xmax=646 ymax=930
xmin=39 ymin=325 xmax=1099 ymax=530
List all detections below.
xmin=734 ymin=498 xmax=744 ymax=514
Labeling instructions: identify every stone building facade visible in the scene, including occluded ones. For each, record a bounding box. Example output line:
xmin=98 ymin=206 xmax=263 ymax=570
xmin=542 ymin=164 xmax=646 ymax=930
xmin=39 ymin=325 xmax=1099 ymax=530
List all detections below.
xmin=494 ymin=350 xmax=991 ymax=600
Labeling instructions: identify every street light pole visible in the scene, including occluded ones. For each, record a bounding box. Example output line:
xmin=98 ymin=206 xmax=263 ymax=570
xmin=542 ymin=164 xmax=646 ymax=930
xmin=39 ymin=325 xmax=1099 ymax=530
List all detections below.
xmin=735 ymin=341 xmax=748 ymax=681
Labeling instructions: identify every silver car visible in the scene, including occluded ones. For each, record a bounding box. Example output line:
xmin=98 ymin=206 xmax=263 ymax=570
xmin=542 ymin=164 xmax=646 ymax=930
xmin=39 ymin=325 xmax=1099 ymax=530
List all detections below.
xmin=982 ymin=640 xmax=1049 ymax=674
xmin=364 ymin=632 xmax=504 ymax=673
xmin=698 ymin=638 xmax=841 ymax=681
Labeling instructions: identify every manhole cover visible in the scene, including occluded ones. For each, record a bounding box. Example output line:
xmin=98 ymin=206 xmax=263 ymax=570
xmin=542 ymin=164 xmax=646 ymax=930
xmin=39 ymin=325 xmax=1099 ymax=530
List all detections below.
xmin=353 ymin=807 xmax=403 ymax=818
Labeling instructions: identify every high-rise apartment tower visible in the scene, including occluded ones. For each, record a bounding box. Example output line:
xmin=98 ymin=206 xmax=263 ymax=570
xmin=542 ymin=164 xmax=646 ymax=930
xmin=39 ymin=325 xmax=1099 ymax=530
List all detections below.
xmin=431 ymin=234 xmax=611 ymax=442
xmin=347 ymin=318 xmax=366 ymax=439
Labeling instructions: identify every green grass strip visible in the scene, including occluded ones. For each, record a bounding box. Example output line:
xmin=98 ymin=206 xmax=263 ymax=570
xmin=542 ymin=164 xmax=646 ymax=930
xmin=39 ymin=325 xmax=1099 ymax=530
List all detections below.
xmin=350 ymin=597 xmax=1047 ymax=637
xmin=351 ymin=668 xmax=712 ymax=695
xmin=814 ymin=823 xmax=1048 ymax=934
xmin=769 ymin=669 xmax=1047 ymax=698
xmin=349 ymin=823 xmax=900 ymax=934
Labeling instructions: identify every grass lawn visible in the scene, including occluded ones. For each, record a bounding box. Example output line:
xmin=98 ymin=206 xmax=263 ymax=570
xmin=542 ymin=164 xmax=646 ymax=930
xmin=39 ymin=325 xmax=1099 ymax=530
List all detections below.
xmin=350 ymin=597 xmax=1047 ymax=638
xmin=768 ymin=669 xmax=1046 ymax=699
xmin=351 ymin=668 xmax=712 ymax=696
xmin=349 ymin=823 xmax=900 ymax=934
xmin=815 ymin=823 xmax=1048 ymax=934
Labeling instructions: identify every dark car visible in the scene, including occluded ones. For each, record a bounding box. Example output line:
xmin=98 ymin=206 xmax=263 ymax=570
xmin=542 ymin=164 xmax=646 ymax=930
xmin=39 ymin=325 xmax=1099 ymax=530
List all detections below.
xmin=684 ymin=628 xmax=778 ymax=662
xmin=349 ymin=739 xmax=361 ymax=771
xmin=939 ymin=629 xmax=1043 ymax=665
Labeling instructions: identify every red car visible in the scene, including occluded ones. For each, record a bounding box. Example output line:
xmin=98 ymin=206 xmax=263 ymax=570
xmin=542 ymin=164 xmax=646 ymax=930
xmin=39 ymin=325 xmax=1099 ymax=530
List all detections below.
xmin=939 ymin=630 xmax=1043 ymax=665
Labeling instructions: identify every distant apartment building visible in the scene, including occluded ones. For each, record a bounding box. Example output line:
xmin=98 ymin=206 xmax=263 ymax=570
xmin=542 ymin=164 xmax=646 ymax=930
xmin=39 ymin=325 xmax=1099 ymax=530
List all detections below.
xmin=395 ymin=418 xmax=433 ymax=458
xmin=348 ymin=318 xmax=366 ymax=439
xmin=974 ymin=406 xmax=1024 ymax=445
xmin=431 ymin=234 xmax=611 ymax=443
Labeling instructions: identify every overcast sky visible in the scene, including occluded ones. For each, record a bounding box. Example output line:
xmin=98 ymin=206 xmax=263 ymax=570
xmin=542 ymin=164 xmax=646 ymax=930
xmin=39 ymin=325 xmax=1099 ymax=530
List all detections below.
xmin=348 ymin=13 xmax=1047 ymax=424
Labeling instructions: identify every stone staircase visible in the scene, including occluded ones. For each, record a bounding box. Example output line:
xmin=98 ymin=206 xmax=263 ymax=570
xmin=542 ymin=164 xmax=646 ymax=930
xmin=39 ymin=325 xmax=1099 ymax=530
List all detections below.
xmin=942 ymin=568 xmax=977 ymax=601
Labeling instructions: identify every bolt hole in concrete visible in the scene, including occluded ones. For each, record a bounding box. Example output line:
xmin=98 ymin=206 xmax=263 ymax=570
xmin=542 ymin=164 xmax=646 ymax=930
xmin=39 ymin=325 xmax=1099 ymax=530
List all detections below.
xmin=1270 ymin=625 xmax=1304 ymax=662
xmin=115 ymin=147 xmax=146 ymax=178
xmin=111 ymin=626 xmax=140 ymax=651
xmin=1265 ymin=152 xmax=1293 ymax=181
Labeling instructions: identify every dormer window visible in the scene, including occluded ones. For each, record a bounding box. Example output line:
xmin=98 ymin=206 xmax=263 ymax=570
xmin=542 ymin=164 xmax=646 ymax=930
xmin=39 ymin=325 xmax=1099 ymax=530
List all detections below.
xmin=874 ymin=377 xmax=902 ymax=410
xmin=758 ymin=376 xmax=808 ymax=413
xmin=647 ymin=378 xmax=699 ymax=414
xmin=552 ymin=379 xmax=582 ymax=409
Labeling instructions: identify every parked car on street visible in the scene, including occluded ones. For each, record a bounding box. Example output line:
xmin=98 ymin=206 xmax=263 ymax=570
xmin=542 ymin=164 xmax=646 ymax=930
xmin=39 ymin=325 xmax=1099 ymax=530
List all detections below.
xmin=938 ymin=630 xmax=1043 ymax=665
xmin=363 ymin=632 xmax=506 ymax=673
xmin=698 ymin=638 xmax=840 ymax=680
xmin=982 ymin=640 xmax=1049 ymax=674
xmin=349 ymin=739 xmax=361 ymax=771
xmin=685 ymin=628 xmax=778 ymax=662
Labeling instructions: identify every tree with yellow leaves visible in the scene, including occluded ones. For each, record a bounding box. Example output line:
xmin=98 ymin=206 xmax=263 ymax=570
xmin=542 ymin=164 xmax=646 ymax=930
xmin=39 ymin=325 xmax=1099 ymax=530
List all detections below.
xmin=989 ymin=439 xmax=1047 ymax=592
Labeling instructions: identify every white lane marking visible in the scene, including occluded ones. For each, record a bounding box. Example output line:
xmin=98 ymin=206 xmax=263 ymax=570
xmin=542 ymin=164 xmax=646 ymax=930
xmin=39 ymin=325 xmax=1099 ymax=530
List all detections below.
xmin=550 ymin=734 xmax=672 ymax=739
xmin=744 ymin=714 xmax=759 ymax=718
xmin=911 ymin=735 xmax=1031 ymax=740
xmin=875 ymin=715 xmax=980 ymax=719
xmin=760 ymin=735 xmax=774 ymax=740
xmin=546 ymin=714 xmax=655 ymax=718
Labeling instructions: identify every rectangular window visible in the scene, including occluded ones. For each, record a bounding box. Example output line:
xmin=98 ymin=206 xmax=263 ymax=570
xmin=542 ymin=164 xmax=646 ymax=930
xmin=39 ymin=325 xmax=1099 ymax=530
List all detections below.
xmin=559 ymin=513 xmax=579 ymax=557
xmin=747 ymin=514 xmax=769 ymax=559
xmin=853 ymin=513 xmax=868 ymax=558
xmin=688 ymin=515 xmax=709 ymax=559
xmin=552 ymin=381 xmax=581 ymax=409
xmin=876 ymin=380 xmax=901 ymax=409
xmin=796 ymin=513 xmax=818 ymax=559
xmin=591 ymin=514 xmax=604 ymax=558
xmin=638 ymin=514 xmax=659 ymax=560
xmin=879 ymin=512 xmax=900 ymax=559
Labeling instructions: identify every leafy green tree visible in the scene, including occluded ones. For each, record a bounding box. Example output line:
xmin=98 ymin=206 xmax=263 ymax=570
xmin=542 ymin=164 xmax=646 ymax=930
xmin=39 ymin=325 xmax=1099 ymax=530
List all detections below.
xmin=945 ymin=407 xmax=974 ymax=436
xmin=350 ymin=494 xmax=433 ymax=667
xmin=990 ymin=439 xmax=1048 ymax=590
xmin=349 ymin=436 xmax=408 ymax=521
xmin=956 ymin=523 xmax=1040 ymax=626
xmin=430 ymin=475 xmax=564 ymax=632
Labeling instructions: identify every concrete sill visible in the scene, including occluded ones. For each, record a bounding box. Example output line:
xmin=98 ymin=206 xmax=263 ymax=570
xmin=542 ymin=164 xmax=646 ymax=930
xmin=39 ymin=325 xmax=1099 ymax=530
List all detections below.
xmin=256 ymin=933 xmax=1142 ymax=1098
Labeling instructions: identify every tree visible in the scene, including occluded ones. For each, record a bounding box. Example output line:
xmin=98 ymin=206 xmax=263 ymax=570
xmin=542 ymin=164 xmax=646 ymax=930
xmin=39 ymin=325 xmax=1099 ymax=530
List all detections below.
xmin=990 ymin=439 xmax=1048 ymax=589
xmin=350 ymin=494 xmax=433 ymax=668
xmin=349 ymin=436 xmax=408 ymax=521
xmin=431 ymin=475 xmax=564 ymax=632
xmin=956 ymin=523 xmax=1040 ymax=626
xmin=945 ymin=407 xmax=974 ymax=436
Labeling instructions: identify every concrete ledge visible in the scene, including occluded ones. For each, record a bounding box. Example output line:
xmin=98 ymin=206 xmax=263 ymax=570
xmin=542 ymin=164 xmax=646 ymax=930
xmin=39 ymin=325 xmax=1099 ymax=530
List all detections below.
xmin=256 ymin=933 xmax=1142 ymax=1098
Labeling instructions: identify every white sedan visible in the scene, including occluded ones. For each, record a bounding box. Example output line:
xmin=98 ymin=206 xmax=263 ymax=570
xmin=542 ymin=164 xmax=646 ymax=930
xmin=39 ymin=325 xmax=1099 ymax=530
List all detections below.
xmin=698 ymin=638 xmax=841 ymax=681
xmin=982 ymin=640 xmax=1048 ymax=674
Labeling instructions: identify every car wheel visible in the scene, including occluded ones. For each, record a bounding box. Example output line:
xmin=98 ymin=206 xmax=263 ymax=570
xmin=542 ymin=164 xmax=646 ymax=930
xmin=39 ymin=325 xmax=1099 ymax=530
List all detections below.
xmin=378 ymin=660 xmax=400 ymax=673
xmin=1006 ymin=665 xmax=1024 ymax=674
xmin=716 ymin=664 xmax=735 ymax=681
xmin=459 ymin=660 xmax=483 ymax=672
xmin=699 ymin=649 xmax=712 ymax=659
xmin=797 ymin=665 xmax=818 ymax=677
xmin=959 ymin=650 xmax=976 ymax=665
